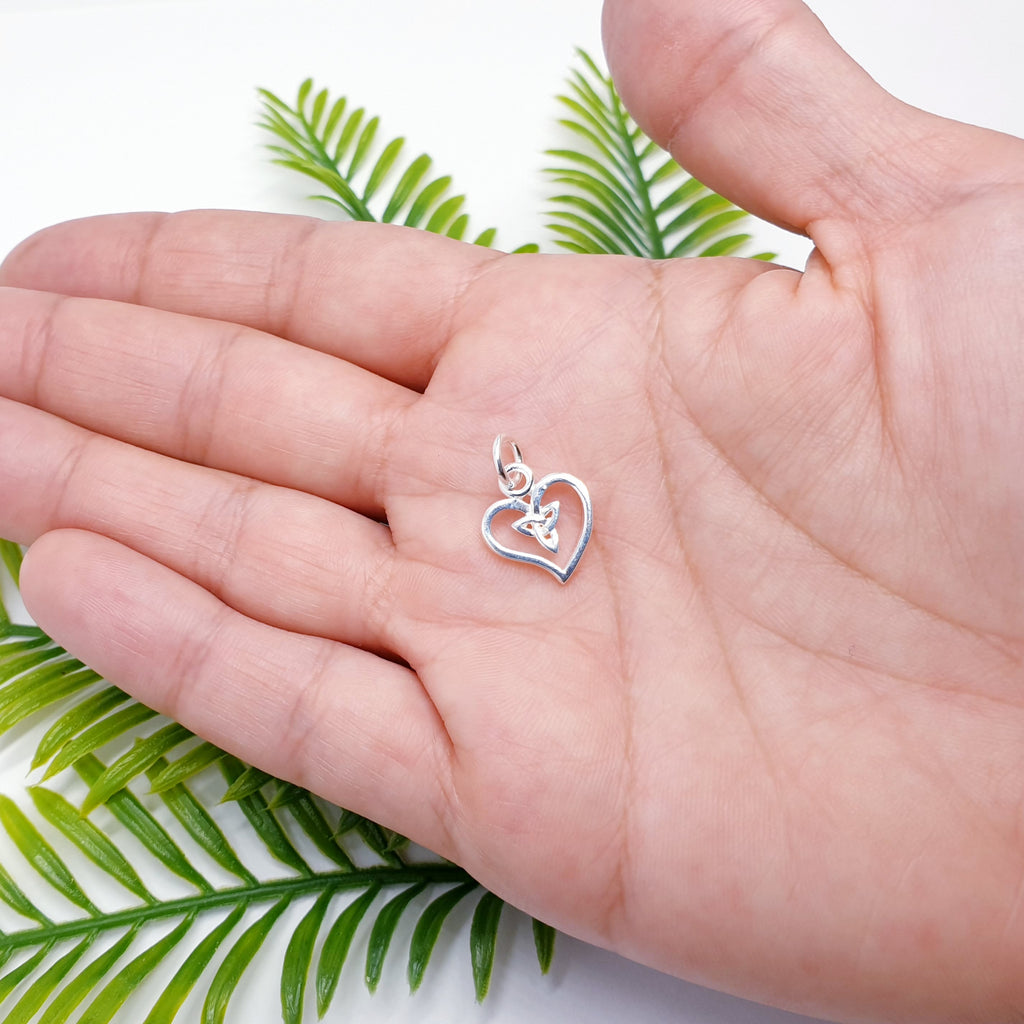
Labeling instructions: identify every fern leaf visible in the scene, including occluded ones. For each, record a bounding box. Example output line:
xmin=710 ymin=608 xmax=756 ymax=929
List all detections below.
xmin=41 ymin=702 xmax=160 ymax=781
xmin=320 ymin=94 xmax=347 ymax=146
xmin=315 ymin=884 xmax=380 ymax=1017
xmin=280 ymin=890 xmax=332 ymax=1024
xmin=147 ymin=741 xmax=227 ymax=793
xmin=405 ymin=174 xmax=452 ymax=228
xmin=0 ymin=795 xmax=100 ymax=915
xmin=332 ymin=106 xmax=365 ymax=165
xmin=279 ymin=793 xmax=356 ymax=872
xmin=345 ymin=114 xmax=379 ymax=179
xmin=0 ymin=945 xmax=55 ymax=1005
xmin=257 ymin=79 xmax=532 ymax=251
xmin=145 ymin=758 xmax=258 ymax=886
xmin=0 ymin=632 xmax=50 ymax=668
xmin=0 ymin=660 xmax=101 ymax=740
xmin=547 ymin=48 xmax=775 ymax=261
xmin=33 ymin=686 xmax=132 ymax=770
xmin=446 ymin=213 xmax=470 ymax=240
xmin=307 ymin=86 xmax=328 ymax=134
xmin=81 ymin=721 xmax=194 ymax=811
xmin=140 ymin=907 xmax=246 ymax=1024
xmin=423 ymin=192 xmax=464 ymax=233
xmin=532 ymin=919 xmax=557 ymax=974
xmin=0 ymin=538 xmax=23 ymax=587
xmin=267 ymin=781 xmax=306 ymax=810
xmin=82 ymin=915 xmax=194 ymax=1023
xmin=220 ymin=764 xmax=273 ymax=803
xmin=364 ymin=882 xmax=428 ymax=994
xmin=220 ymin=757 xmax=312 ymax=877
xmin=350 ymin=816 xmax=405 ymax=867
xmin=668 ymin=209 xmax=749 ymax=258
xmin=203 ymin=900 xmax=291 ymax=1024
xmin=700 ymin=233 xmax=756 ymax=258
xmin=74 ymin=752 xmax=214 ymax=893
xmin=52 ymin=931 xmax=135 ymax=1022
xmin=28 ymin=786 xmax=155 ymax=904
xmin=3 ymin=934 xmax=94 ymax=1024
xmin=408 ymin=881 xmax=477 ymax=992
xmin=362 ymin=134 xmax=405 ymax=204
xmin=470 ymin=891 xmax=504 ymax=1002
xmin=0 ymin=860 xmax=53 ymax=926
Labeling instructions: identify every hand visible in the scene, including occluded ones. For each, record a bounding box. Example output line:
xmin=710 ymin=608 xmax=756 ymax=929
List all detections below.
xmin=2 ymin=0 xmax=1023 ymax=1020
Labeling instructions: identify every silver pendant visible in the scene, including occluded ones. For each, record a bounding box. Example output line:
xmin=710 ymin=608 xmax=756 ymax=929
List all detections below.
xmin=481 ymin=435 xmax=593 ymax=584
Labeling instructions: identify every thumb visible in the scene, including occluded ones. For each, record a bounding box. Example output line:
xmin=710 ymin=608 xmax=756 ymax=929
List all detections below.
xmin=602 ymin=0 xmax=1022 ymax=239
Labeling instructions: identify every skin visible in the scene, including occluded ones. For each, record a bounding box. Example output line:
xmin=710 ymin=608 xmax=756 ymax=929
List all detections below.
xmin=0 ymin=0 xmax=1022 ymax=1019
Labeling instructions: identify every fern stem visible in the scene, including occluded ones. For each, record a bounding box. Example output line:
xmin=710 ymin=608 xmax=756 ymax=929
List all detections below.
xmin=610 ymin=116 xmax=659 ymax=258
xmin=297 ymin=110 xmax=375 ymax=222
xmin=608 ymin=97 xmax=663 ymax=258
xmin=0 ymin=865 xmax=477 ymax=953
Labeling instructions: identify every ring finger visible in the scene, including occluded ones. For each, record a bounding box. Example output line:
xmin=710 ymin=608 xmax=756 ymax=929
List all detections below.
xmin=0 ymin=397 xmax=404 ymax=655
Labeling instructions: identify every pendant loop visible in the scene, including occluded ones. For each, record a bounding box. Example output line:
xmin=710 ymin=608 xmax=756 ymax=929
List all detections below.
xmin=501 ymin=461 xmax=533 ymax=498
xmin=493 ymin=436 xmax=533 ymax=497
xmin=492 ymin=435 xmax=524 ymax=487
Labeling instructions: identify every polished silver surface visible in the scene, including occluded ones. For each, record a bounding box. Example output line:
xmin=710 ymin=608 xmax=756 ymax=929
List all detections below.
xmin=482 ymin=435 xmax=593 ymax=583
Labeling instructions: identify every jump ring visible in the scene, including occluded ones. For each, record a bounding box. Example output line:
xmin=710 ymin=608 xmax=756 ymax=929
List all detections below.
xmin=501 ymin=461 xmax=534 ymax=498
xmin=492 ymin=435 xmax=525 ymax=488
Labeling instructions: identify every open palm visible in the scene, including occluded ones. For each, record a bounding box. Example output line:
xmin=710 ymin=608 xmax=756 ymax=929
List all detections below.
xmin=2 ymin=1 xmax=1023 ymax=1021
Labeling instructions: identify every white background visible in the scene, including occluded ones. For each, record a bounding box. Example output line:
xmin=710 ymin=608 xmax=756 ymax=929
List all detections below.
xmin=0 ymin=1 xmax=1021 ymax=1022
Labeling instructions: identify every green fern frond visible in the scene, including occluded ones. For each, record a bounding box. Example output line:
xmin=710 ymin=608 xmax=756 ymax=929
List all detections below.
xmin=546 ymin=49 xmax=775 ymax=261
xmin=0 ymin=765 xmax=515 ymax=1021
xmin=0 ymin=551 xmax=555 ymax=1020
xmin=0 ymin=539 xmax=22 ymax=598
xmin=258 ymin=79 xmax=539 ymax=253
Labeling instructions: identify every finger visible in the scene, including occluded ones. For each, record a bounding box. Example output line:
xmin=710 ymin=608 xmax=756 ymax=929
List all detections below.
xmin=0 ymin=398 xmax=402 ymax=654
xmin=0 ymin=286 xmax=415 ymax=516
xmin=0 ymin=211 xmax=500 ymax=391
xmin=19 ymin=529 xmax=454 ymax=850
xmin=602 ymin=0 xmax=1019 ymax=236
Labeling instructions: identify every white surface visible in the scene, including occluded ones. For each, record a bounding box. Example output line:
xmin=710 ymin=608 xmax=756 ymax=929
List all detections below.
xmin=0 ymin=1 xmax=1021 ymax=1022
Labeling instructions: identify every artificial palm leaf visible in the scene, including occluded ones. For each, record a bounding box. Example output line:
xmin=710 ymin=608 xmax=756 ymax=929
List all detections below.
xmin=258 ymin=79 xmax=538 ymax=252
xmin=547 ymin=49 xmax=775 ymax=260
xmin=0 ymin=760 xmax=510 ymax=1022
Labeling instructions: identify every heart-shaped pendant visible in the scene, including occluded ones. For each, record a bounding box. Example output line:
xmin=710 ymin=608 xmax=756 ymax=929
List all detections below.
xmin=481 ymin=437 xmax=593 ymax=584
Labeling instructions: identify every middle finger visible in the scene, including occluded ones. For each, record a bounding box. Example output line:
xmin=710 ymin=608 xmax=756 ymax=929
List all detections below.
xmin=0 ymin=286 xmax=418 ymax=518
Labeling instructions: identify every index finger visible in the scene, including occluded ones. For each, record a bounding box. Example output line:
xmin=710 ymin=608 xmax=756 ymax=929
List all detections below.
xmin=0 ymin=211 xmax=501 ymax=392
